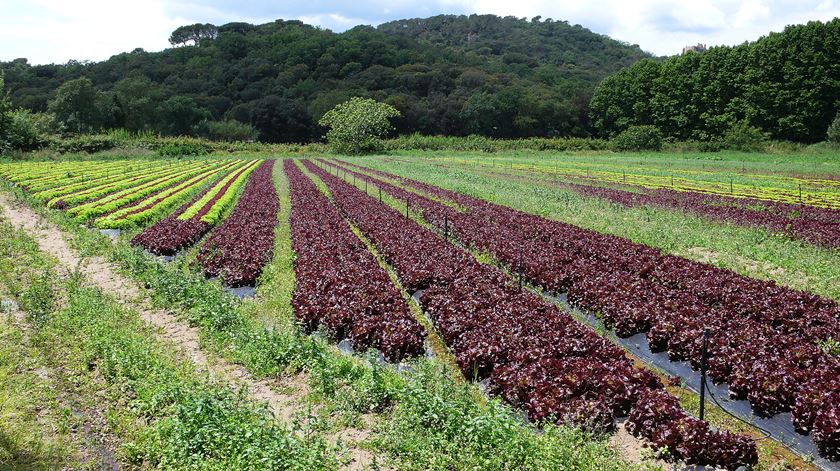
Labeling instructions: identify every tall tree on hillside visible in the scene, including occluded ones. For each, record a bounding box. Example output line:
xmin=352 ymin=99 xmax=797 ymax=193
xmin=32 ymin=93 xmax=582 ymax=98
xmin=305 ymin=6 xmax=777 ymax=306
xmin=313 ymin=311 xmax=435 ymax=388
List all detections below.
xmin=250 ymin=96 xmax=314 ymax=143
xmin=169 ymin=23 xmax=218 ymax=47
xmin=47 ymin=77 xmax=101 ymax=133
xmin=114 ymin=76 xmax=163 ymax=132
xmin=159 ymin=96 xmax=211 ymax=136
xmin=0 ymin=74 xmax=13 ymax=151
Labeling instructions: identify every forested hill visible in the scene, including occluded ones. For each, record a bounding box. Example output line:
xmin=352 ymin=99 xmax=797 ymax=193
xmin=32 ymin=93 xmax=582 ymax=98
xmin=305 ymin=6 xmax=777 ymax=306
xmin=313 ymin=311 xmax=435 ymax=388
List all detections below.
xmin=377 ymin=15 xmax=649 ymax=81
xmin=0 ymin=14 xmax=651 ymax=142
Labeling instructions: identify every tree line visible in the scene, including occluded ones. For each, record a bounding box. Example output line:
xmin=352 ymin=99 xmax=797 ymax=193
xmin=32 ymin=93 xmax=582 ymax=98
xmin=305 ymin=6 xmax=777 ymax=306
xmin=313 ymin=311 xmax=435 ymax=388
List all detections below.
xmin=0 ymin=15 xmax=648 ymax=143
xmin=589 ymin=19 xmax=840 ymax=143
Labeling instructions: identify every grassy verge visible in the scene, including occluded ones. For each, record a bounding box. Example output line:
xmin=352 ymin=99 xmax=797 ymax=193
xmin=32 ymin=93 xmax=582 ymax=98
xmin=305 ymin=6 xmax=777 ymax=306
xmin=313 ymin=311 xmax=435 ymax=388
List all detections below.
xmin=384 ymin=149 xmax=840 ymax=180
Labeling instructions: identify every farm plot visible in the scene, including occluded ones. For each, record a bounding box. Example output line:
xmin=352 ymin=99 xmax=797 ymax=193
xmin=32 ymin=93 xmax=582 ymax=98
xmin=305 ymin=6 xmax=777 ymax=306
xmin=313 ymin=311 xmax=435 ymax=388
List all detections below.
xmin=131 ymin=159 xmax=261 ymax=255
xmin=557 ymin=181 xmax=840 ymax=250
xmin=304 ymin=160 xmax=757 ymax=469
xmin=332 ymin=159 xmax=840 ymax=462
xmin=195 ymin=161 xmax=280 ymax=287
xmin=399 ymin=158 xmax=840 ymax=250
xmin=422 ymin=155 xmax=840 ymax=209
xmin=95 ymin=160 xmax=244 ymax=229
xmin=285 ymin=160 xmax=425 ymax=361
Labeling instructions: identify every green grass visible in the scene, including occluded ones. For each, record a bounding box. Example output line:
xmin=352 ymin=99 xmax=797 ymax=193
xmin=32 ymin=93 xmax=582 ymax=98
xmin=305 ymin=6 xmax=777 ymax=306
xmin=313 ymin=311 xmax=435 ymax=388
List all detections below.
xmin=384 ymin=149 xmax=840 ymax=180
xmin=0 ymin=318 xmax=79 ymax=470
xmin=354 ymin=155 xmax=840 ymax=302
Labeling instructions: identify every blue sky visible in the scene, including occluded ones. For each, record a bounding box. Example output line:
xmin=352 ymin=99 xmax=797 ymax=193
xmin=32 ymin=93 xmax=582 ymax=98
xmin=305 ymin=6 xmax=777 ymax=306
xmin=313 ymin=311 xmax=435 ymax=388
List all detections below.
xmin=1 ymin=0 xmax=838 ymax=64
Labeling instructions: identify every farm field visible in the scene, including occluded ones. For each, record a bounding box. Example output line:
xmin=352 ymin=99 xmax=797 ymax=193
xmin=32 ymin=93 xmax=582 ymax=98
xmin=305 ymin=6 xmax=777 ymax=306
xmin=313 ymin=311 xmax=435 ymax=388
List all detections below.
xmin=1 ymin=151 xmax=839 ymax=470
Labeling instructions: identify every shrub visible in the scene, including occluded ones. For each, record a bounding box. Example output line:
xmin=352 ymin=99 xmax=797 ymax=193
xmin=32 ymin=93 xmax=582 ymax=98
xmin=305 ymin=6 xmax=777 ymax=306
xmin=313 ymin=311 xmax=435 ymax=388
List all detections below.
xmin=827 ymin=112 xmax=840 ymax=144
xmin=611 ymin=125 xmax=664 ymax=151
xmin=156 ymin=141 xmax=211 ymax=157
xmin=51 ymin=134 xmax=117 ymax=154
xmin=194 ymin=119 xmax=257 ymax=142
xmin=722 ymin=121 xmax=769 ymax=152
xmin=319 ymin=97 xmax=401 ymax=154
xmin=4 ymin=109 xmax=47 ymax=152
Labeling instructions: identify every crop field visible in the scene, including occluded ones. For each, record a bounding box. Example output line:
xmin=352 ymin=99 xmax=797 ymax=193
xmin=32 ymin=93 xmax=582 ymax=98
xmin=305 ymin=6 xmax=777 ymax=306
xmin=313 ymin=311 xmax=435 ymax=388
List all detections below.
xmin=1 ymin=152 xmax=839 ymax=470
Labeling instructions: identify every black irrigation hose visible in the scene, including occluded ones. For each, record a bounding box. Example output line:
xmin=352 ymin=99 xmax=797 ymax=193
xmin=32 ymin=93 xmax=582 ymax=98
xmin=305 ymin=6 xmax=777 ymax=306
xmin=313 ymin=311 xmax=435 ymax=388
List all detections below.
xmin=702 ymin=375 xmax=773 ymax=441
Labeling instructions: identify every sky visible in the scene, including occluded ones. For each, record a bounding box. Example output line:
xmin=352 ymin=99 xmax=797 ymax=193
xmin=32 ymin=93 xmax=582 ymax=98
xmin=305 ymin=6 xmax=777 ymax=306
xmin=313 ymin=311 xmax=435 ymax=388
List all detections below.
xmin=1 ymin=0 xmax=838 ymax=64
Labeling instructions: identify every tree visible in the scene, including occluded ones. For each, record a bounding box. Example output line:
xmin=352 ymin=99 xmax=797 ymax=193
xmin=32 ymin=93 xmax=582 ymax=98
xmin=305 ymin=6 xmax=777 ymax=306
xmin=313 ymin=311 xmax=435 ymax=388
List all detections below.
xmin=169 ymin=23 xmax=218 ymax=47
xmin=113 ymin=76 xmax=163 ymax=132
xmin=159 ymin=96 xmax=211 ymax=135
xmin=47 ymin=77 xmax=101 ymax=133
xmin=826 ymin=112 xmax=840 ymax=143
xmin=0 ymin=73 xmax=13 ymax=152
xmin=318 ymin=97 xmax=401 ymax=154
xmin=250 ymin=96 xmax=314 ymax=143
xmin=611 ymin=125 xmax=663 ymax=151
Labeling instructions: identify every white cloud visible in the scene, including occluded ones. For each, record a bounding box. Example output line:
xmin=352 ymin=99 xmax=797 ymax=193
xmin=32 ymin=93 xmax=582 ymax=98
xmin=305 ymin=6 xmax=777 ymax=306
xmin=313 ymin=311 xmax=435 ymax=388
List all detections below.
xmin=1 ymin=0 xmax=839 ymax=64
xmin=734 ymin=0 xmax=771 ymax=28
xmin=0 ymin=0 xmax=186 ymax=64
xmin=297 ymin=13 xmax=366 ymax=31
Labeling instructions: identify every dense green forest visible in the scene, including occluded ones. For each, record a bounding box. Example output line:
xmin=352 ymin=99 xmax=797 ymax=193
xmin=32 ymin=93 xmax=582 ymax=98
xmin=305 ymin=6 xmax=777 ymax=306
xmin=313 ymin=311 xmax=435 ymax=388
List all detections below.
xmin=590 ymin=19 xmax=840 ymax=143
xmin=0 ymin=14 xmax=649 ymax=142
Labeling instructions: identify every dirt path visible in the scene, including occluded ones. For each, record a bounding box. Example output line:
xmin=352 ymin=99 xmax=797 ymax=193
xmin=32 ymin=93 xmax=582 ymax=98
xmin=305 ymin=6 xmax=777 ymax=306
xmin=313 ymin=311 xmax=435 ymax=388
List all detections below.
xmin=0 ymin=193 xmax=302 ymax=423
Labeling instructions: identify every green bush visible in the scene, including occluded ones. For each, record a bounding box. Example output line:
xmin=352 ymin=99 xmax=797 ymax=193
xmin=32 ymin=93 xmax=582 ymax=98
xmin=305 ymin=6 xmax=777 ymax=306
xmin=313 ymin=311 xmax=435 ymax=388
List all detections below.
xmin=51 ymin=134 xmax=117 ymax=154
xmin=4 ymin=109 xmax=47 ymax=152
xmin=722 ymin=121 xmax=769 ymax=152
xmin=827 ymin=112 xmax=840 ymax=144
xmin=319 ymin=97 xmax=401 ymax=154
xmin=194 ymin=119 xmax=257 ymax=142
xmin=611 ymin=125 xmax=664 ymax=151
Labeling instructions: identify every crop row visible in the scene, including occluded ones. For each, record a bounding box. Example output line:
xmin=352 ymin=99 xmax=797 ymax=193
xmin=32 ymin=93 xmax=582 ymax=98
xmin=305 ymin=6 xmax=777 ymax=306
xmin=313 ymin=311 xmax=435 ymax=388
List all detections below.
xmin=15 ymin=161 xmax=144 ymax=192
xmin=196 ymin=161 xmax=280 ymax=286
xmin=429 ymin=156 xmax=840 ymax=209
xmin=67 ymin=162 xmax=223 ymax=222
xmin=334 ymin=160 xmax=840 ymax=461
xmin=131 ymin=160 xmax=261 ymax=255
xmin=285 ymin=160 xmax=425 ymax=361
xmin=1 ymin=159 xmax=135 ymax=186
xmin=305 ymin=160 xmax=756 ymax=469
xmin=95 ymin=161 xmax=245 ymax=229
xmin=35 ymin=162 xmax=185 ymax=205
xmin=559 ymin=181 xmax=840 ymax=249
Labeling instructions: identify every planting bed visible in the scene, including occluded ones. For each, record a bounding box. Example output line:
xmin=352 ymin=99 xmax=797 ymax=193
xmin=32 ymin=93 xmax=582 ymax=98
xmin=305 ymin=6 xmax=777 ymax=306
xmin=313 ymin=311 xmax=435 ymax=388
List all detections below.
xmin=286 ymin=160 xmax=425 ymax=361
xmin=305 ymin=160 xmax=757 ymax=469
xmin=196 ymin=161 xmax=280 ymax=287
xmin=131 ymin=160 xmax=260 ymax=255
xmin=332 ymin=159 xmax=840 ymax=463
